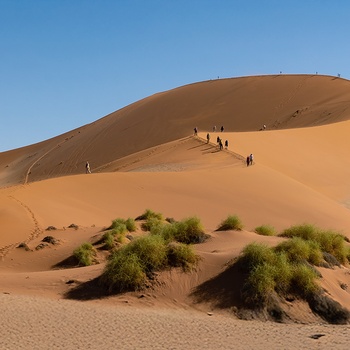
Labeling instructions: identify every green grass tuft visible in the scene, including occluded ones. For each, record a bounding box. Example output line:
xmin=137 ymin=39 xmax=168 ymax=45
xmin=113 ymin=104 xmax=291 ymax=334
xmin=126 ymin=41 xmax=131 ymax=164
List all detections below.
xmin=254 ymin=224 xmax=276 ymax=236
xmin=217 ymin=215 xmax=244 ymax=231
xmin=73 ymin=242 xmax=96 ymax=266
xmin=123 ymin=234 xmax=168 ymax=273
xmin=101 ymin=252 xmax=146 ymax=292
xmin=135 ymin=209 xmax=163 ymax=221
xmin=166 ymin=242 xmax=199 ymax=271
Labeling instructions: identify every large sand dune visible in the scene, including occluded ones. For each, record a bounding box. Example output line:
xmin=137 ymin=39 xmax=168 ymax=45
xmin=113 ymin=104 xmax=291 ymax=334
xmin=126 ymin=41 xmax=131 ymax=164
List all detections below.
xmin=1 ymin=74 xmax=350 ymax=348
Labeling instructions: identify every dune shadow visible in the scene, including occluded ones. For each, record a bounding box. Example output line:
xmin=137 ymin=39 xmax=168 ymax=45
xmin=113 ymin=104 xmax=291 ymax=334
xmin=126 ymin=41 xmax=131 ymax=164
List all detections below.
xmin=64 ymin=277 xmax=112 ymax=300
xmin=190 ymin=262 xmax=245 ymax=309
xmin=52 ymin=255 xmax=79 ymax=269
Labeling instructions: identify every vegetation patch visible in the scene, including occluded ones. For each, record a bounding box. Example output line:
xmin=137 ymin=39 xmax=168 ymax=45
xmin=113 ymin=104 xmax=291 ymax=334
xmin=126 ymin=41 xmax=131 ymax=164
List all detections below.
xmin=237 ymin=242 xmax=321 ymax=306
xmin=135 ymin=209 xmax=163 ymax=221
xmin=254 ymin=224 xmax=276 ymax=236
xmin=150 ymin=216 xmax=208 ymax=244
xmin=101 ymin=232 xmax=200 ymax=293
xmin=216 ymin=215 xmax=244 ymax=231
xmin=73 ymin=242 xmax=97 ymax=266
xmin=279 ymin=224 xmax=350 ymax=265
xmin=167 ymin=242 xmax=199 ymax=271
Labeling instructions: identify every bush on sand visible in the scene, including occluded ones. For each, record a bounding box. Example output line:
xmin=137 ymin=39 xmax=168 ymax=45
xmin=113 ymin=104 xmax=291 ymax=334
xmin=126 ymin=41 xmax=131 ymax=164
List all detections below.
xmin=73 ymin=242 xmax=97 ymax=266
xmin=217 ymin=215 xmax=244 ymax=231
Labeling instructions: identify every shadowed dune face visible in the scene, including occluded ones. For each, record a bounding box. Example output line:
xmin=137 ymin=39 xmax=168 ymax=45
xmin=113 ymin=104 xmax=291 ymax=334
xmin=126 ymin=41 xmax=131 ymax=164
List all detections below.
xmin=1 ymin=74 xmax=350 ymax=186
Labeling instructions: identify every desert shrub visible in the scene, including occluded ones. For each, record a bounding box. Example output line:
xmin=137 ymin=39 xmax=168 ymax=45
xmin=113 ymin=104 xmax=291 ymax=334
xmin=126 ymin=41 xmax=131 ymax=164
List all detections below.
xmin=123 ymin=234 xmax=167 ymax=274
xmin=242 ymin=262 xmax=276 ymax=304
xmin=141 ymin=217 xmax=163 ymax=232
xmin=125 ymin=218 xmax=137 ymax=232
xmin=102 ymin=232 xmax=115 ymax=250
xmin=172 ymin=216 xmax=207 ymax=244
xmin=280 ymin=225 xmax=349 ymax=265
xmin=109 ymin=218 xmax=125 ymax=230
xmin=217 ymin=215 xmax=243 ymax=231
xmin=290 ymin=263 xmax=320 ymax=298
xmin=166 ymin=242 xmax=199 ymax=271
xmin=238 ymin=242 xmax=322 ymax=305
xmin=275 ymin=237 xmax=314 ymax=263
xmin=254 ymin=224 xmax=276 ymax=236
xmin=273 ymin=252 xmax=293 ymax=294
xmin=111 ymin=223 xmax=127 ymax=235
xmin=279 ymin=223 xmax=319 ymax=241
xmin=317 ymin=230 xmax=348 ymax=264
xmin=239 ymin=243 xmax=275 ymax=272
xmin=135 ymin=209 xmax=163 ymax=221
xmin=73 ymin=242 xmax=96 ymax=266
xmin=109 ymin=217 xmax=136 ymax=233
xmin=150 ymin=222 xmax=177 ymax=242
xmin=306 ymin=240 xmax=324 ymax=266
xmin=101 ymin=251 xmax=146 ymax=292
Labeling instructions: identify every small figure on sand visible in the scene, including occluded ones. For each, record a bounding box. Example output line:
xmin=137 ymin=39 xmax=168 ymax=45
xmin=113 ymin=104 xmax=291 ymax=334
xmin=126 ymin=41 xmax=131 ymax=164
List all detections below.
xmin=213 ymin=125 xmax=216 ymax=132
xmin=85 ymin=161 xmax=91 ymax=174
xmin=263 ymin=124 xmax=266 ymax=130
xmin=217 ymin=136 xmax=220 ymax=144
xmin=246 ymin=156 xmax=250 ymax=167
xmin=220 ymin=126 xmax=224 ymax=132
xmin=225 ymin=140 xmax=228 ymax=149
xmin=249 ymin=153 xmax=254 ymax=165
xmin=219 ymin=139 xmax=223 ymax=150
xmin=194 ymin=127 xmax=198 ymax=136
xmin=206 ymin=133 xmax=210 ymax=143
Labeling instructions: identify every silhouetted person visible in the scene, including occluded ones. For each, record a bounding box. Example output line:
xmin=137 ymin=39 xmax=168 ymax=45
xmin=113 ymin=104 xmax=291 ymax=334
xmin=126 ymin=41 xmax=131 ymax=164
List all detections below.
xmin=217 ymin=136 xmax=220 ymax=144
xmin=220 ymin=126 xmax=224 ymax=132
xmin=207 ymin=133 xmax=210 ymax=143
xmin=219 ymin=139 xmax=223 ymax=150
xmin=249 ymin=153 xmax=254 ymax=165
xmin=246 ymin=156 xmax=250 ymax=167
xmin=85 ymin=161 xmax=91 ymax=174
xmin=225 ymin=140 xmax=228 ymax=149
xmin=194 ymin=127 xmax=198 ymax=136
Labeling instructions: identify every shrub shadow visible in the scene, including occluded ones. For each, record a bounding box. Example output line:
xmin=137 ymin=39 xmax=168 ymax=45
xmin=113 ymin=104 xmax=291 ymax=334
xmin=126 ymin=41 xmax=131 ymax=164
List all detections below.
xmin=64 ymin=277 xmax=112 ymax=300
xmin=190 ymin=261 xmax=245 ymax=309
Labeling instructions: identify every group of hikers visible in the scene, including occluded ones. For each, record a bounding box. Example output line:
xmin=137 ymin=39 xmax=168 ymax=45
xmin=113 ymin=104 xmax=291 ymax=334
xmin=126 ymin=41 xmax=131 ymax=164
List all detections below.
xmin=194 ymin=126 xmax=255 ymax=166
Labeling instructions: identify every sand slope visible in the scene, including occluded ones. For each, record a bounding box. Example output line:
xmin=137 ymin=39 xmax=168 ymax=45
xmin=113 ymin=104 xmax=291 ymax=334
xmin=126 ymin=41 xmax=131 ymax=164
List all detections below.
xmin=1 ymin=74 xmax=350 ymax=186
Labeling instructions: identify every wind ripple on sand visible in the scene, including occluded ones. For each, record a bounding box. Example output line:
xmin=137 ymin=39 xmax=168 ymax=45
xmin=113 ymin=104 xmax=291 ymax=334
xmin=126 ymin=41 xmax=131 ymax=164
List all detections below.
xmin=0 ymin=294 xmax=348 ymax=350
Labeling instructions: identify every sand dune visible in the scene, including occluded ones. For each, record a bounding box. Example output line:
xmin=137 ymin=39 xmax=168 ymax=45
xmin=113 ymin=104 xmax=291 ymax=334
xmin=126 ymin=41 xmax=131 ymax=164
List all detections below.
xmin=1 ymin=74 xmax=350 ymax=186
xmin=1 ymin=74 xmax=350 ymax=348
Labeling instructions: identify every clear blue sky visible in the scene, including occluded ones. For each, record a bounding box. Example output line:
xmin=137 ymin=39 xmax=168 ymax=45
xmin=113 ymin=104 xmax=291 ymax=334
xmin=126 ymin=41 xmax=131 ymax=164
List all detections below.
xmin=1 ymin=0 xmax=349 ymax=151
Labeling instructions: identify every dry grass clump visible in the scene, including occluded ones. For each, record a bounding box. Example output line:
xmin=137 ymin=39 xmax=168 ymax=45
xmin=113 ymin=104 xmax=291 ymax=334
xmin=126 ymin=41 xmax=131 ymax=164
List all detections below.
xmin=254 ymin=224 xmax=276 ymax=236
xmin=279 ymin=224 xmax=350 ymax=265
xmin=73 ymin=242 xmax=97 ymax=266
xmin=275 ymin=237 xmax=323 ymax=265
xmin=141 ymin=217 xmax=163 ymax=232
xmin=167 ymin=242 xmax=200 ymax=271
xmin=101 ymin=252 xmax=146 ymax=292
xmin=101 ymin=233 xmax=199 ymax=293
xmin=238 ymin=242 xmax=321 ymax=305
xmin=135 ymin=209 xmax=163 ymax=221
xmin=108 ymin=217 xmax=136 ymax=232
xmin=150 ymin=216 xmax=208 ymax=244
xmin=217 ymin=215 xmax=244 ymax=231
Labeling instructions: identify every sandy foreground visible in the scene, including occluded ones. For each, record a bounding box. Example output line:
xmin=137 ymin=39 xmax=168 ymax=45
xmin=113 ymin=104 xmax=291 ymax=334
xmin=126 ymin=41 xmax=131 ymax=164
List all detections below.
xmin=0 ymin=293 xmax=349 ymax=350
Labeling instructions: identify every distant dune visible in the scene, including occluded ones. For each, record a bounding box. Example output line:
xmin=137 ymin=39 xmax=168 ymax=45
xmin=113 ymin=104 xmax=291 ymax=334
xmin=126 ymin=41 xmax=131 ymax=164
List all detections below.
xmin=1 ymin=74 xmax=350 ymax=186
xmin=1 ymin=74 xmax=350 ymax=348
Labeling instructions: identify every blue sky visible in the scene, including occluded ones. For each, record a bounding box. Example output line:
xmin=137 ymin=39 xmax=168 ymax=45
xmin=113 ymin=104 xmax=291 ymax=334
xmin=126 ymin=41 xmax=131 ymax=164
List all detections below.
xmin=1 ymin=0 xmax=349 ymax=151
